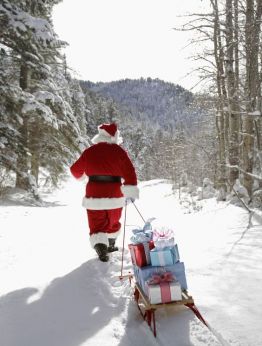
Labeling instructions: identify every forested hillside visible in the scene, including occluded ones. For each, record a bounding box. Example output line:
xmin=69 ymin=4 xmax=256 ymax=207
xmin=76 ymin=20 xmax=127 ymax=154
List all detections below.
xmin=81 ymin=78 xmax=203 ymax=131
xmin=80 ymin=79 xmax=216 ymax=185
xmin=0 ymin=0 xmax=215 ymax=199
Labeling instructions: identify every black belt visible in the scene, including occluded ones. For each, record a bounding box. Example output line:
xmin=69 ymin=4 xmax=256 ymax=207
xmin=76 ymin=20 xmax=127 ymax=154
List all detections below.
xmin=89 ymin=175 xmax=121 ymax=183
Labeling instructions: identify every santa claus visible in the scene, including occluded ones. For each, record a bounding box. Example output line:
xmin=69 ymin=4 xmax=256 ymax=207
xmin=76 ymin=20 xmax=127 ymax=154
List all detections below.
xmin=70 ymin=123 xmax=139 ymax=262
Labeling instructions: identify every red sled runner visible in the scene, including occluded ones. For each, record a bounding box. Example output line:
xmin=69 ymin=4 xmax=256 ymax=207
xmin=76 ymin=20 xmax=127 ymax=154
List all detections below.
xmin=133 ymin=280 xmax=208 ymax=337
xmin=119 ymin=202 xmax=209 ymax=338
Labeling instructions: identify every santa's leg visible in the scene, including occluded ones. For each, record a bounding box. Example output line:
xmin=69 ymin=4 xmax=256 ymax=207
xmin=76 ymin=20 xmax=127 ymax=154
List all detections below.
xmin=107 ymin=208 xmax=122 ymax=252
xmin=87 ymin=209 xmax=109 ymax=262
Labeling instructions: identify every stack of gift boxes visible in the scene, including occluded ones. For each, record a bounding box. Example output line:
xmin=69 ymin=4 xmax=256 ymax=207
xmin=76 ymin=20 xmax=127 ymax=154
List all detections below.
xmin=128 ymin=222 xmax=188 ymax=304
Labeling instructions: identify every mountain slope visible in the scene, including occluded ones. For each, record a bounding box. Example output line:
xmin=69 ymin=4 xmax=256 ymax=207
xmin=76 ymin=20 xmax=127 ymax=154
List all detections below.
xmin=81 ymin=78 xmax=201 ymax=130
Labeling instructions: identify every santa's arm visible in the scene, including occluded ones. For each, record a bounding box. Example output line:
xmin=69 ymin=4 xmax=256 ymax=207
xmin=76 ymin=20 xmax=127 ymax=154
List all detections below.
xmin=70 ymin=151 xmax=86 ymax=180
xmin=119 ymin=149 xmax=139 ymax=199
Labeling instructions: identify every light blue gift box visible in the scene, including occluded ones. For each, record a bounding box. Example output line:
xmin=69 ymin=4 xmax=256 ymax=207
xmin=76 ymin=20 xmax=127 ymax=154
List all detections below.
xmin=133 ymin=261 xmax=187 ymax=293
xmin=150 ymin=244 xmax=180 ymax=267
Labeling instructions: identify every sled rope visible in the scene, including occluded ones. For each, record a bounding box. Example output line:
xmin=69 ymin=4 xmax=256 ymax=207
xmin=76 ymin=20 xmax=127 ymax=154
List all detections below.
xmin=120 ymin=201 xmax=128 ymax=279
xmin=119 ymin=201 xmax=146 ymax=279
xmin=131 ymin=200 xmax=146 ymax=223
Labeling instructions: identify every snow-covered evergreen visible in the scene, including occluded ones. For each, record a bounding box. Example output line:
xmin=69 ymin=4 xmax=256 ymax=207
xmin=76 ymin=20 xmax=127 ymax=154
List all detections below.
xmin=0 ymin=0 xmax=88 ymax=195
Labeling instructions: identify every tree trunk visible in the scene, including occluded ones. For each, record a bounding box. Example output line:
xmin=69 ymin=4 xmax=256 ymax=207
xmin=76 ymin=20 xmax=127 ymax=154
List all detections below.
xmin=15 ymin=62 xmax=31 ymax=190
xmin=30 ymin=151 xmax=40 ymax=186
xmin=212 ymin=0 xmax=227 ymax=197
xmin=226 ymin=0 xmax=240 ymax=187
xmin=256 ymin=48 xmax=262 ymax=188
xmin=29 ymin=120 xmax=41 ymax=186
xmin=242 ymin=0 xmax=262 ymax=197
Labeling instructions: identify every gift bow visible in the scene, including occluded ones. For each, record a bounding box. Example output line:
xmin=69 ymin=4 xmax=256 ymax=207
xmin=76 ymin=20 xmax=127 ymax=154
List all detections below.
xmin=131 ymin=220 xmax=154 ymax=244
xmin=132 ymin=228 xmax=144 ymax=235
xmin=153 ymin=228 xmax=174 ymax=240
xmin=130 ymin=232 xmax=151 ymax=244
xmin=149 ymin=272 xmax=175 ymax=285
xmin=132 ymin=218 xmax=155 ymax=234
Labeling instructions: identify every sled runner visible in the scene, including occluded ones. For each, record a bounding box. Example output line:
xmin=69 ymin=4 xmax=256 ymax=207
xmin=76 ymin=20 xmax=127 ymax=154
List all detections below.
xmin=119 ymin=272 xmax=208 ymax=337
xmin=133 ymin=280 xmax=207 ymax=337
xmin=119 ymin=201 xmax=209 ymax=338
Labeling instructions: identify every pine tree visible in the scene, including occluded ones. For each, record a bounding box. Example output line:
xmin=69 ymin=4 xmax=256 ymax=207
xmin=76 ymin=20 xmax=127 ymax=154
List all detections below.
xmin=0 ymin=0 xmax=88 ymax=196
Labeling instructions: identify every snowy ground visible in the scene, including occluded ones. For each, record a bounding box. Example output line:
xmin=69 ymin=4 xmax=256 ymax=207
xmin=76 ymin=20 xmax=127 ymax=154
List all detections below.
xmin=0 ymin=178 xmax=261 ymax=346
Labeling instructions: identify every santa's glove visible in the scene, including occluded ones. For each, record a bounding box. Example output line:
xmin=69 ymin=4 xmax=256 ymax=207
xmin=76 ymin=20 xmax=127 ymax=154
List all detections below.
xmin=126 ymin=197 xmax=135 ymax=205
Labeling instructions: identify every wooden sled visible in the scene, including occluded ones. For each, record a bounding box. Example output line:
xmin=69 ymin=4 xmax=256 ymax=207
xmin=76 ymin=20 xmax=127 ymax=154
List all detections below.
xmin=119 ymin=204 xmax=209 ymax=338
xmin=133 ymin=280 xmax=208 ymax=337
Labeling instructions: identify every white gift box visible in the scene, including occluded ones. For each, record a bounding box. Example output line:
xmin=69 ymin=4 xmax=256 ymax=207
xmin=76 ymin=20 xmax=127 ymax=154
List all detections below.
xmin=146 ymin=280 xmax=182 ymax=304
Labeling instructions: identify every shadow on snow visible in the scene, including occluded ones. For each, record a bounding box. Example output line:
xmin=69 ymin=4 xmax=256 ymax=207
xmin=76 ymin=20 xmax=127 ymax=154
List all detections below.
xmin=0 ymin=259 xmax=123 ymax=346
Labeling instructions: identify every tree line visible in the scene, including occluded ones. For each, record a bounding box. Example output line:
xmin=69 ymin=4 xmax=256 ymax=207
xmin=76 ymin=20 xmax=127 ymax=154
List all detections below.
xmin=180 ymin=0 xmax=262 ymax=203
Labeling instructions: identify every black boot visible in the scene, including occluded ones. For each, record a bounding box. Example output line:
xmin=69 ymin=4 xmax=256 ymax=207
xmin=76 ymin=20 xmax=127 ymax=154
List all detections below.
xmin=108 ymin=238 xmax=118 ymax=253
xmin=94 ymin=243 xmax=109 ymax=262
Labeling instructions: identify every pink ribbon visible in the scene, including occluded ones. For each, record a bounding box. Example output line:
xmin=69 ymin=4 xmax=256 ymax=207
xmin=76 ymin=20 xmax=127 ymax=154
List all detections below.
xmin=153 ymin=228 xmax=174 ymax=241
xmin=148 ymin=272 xmax=175 ymax=285
xmin=147 ymin=272 xmax=176 ymax=303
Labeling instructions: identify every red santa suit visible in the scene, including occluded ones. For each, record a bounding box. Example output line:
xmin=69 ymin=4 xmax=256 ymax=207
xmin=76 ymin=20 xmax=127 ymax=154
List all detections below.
xmin=70 ymin=123 xmax=139 ymax=248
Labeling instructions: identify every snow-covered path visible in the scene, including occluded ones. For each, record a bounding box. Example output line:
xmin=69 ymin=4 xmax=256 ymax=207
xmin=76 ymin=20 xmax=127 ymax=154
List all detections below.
xmin=0 ymin=179 xmax=261 ymax=346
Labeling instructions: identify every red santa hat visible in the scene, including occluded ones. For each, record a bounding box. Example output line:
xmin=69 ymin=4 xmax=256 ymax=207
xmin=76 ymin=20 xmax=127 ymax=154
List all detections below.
xmin=91 ymin=122 xmax=123 ymax=145
xmin=99 ymin=123 xmax=117 ymax=137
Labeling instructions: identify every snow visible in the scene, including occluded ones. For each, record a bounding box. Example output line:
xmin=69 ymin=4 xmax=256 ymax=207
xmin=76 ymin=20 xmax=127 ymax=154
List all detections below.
xmin=22 ymin=98 xmax=52 ymax=115
xmin=0 ymin=178 xmax=262 ymax=346
xmin=248 ymin=111 xmax=261 ymax=116
xmin=0 ymin=135 xmax=9 ymax=149
xmin=21 ymin=96 xmax=58 ymax=129
xmin=0 ymin=3 xmax=56 ymax=46
xmin=34 ymin=91 xmax=63 ymax=104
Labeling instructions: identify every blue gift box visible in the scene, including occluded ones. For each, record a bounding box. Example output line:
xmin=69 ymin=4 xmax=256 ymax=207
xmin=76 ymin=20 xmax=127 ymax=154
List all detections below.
xmin=133 ymin=261 xmax=187 ymax=292
xmin=150 ymin=244 xmax=180 ymax=266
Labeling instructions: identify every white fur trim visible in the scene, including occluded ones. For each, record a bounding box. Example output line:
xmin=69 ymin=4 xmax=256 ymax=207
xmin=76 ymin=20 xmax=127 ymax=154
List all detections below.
xmin=82 ymin=196 xmax=125 ymax=210
xmin=121 ymin=185 xmax=139 ymax=199
xmin=91 ymin=129 xmax=123 ymax=145
xmin=90 ymin=232 xmax=109 ymax=248
xmin=76 ymin=174 xmax=87 ymax=182
xmin=107 ymin=229 xmax=121 ymax=239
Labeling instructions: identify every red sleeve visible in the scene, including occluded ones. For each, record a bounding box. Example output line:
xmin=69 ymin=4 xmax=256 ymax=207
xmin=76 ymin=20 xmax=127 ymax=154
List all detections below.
xmin=119 ymin=147 xmax=139 ymax=199
xmin=119 ymin=147 xmax=137 ymax=185
xmin=70 ymin=150 xmax=87 ymax=179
